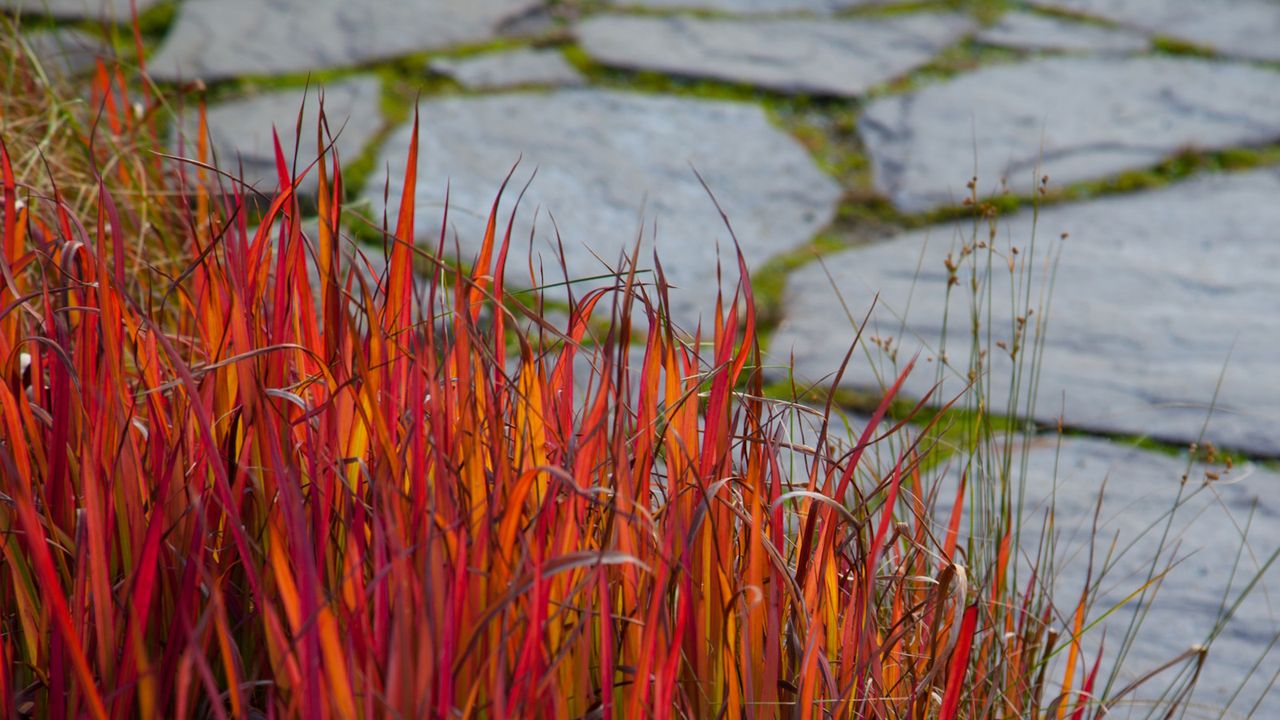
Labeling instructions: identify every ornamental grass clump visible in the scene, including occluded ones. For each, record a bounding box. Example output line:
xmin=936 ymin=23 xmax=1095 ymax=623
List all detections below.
xmin=0 ymin=17 xmax=1262 ymax=720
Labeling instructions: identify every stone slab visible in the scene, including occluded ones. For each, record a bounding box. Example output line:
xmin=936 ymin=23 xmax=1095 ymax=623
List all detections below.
xmin=173 ymin=77 xmax=383 ymax=198
xmin=147 ymin=0 xmax=541 ymax=81
xmin=428 ymin=48 xmax=584 ymax=90
xmin=932 ymin=437 xmax=1280 ymax=716
xmin=603 ymin=0 xmax=887 ymax=12
xmin=577 ymin=13 xmax=975 ymax=97
xmin=361 ymin=90 xmax=842 ymax=329
xmin=0 ymin=0 xmax=160 ymax=21
xmin=975 ymin=11 xmax=1150 ymax=54
xmin=769 ymin=168 xmax=1280 ymax=457
xmin=860 ymin=56 xmax=1280 ymax=212
xmin=24 ymin=28 xmax=113 ymax=77
xmin=1031 ymin=0 xmax=1280 ymax=62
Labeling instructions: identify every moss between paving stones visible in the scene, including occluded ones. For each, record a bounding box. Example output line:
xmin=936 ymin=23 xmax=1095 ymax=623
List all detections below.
xmin=756 ymin=376 xmax=1024 ymax=472
xmin=1026 ymin=4 xmax=1125 ymax=27
xmin=1051 ymin=144 xmax=1280 ymax=201
xmin=580 ymin=4 xmax=732 ymax=20
xmin=842 ymin=0 xmax=1007 ymax=23
xmin=578 ymin=0 xmax=1006 ymax=22
xmin=760 ymin=373 xmax=1273 ymax=472
xmin=875 ymin=39 xmax=1023 ymax=95
xmin=1149 ymin=34 xmax=1217 ymax=59
xmin=805 ymin=144 xmax=1280 ymax=244
xmin=561 ymin=43 xmax=772 ymax=101
xmin=133 ymin=0 xmax=178 ymax=39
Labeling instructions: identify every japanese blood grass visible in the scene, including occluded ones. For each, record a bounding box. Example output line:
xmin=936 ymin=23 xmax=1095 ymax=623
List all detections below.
xmin=0 ymin=25 xmax=1259 ymax=720
xmin=0 ymin=96 xmax=978 ymax=716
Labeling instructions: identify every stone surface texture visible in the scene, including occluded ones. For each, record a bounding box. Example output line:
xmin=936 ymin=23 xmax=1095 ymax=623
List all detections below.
xmin=147 ymin=0 xmax=541 ymax=81
xmin=0 ymin=0 xmax=160 ymax=21
xmin=175 ymin=77 xmax=383 ymax=197
xmin=976 ymin=10 xmax=1150 ymax=53
xmin=428 ymin=48 xmax=584 ymax=90
xmin=577 ymin=13 xmax=974 ymax=98
xmin=932 ymin=437 xmax=1280 ymax=716
xmin=1031 ymin=0 xmax=1280 ymax=62
xmin=860 ymin=56 xmax=1280 ymax=212
xmin=362 ymin=90 xmax=842 ymax=328
xmin=603 ymin=0 xmax=887 ymax=12
xmin=769 ymin=168 xmax=1280 ymax=457
xmin=24 ymin=28 xmax=113 ymax=77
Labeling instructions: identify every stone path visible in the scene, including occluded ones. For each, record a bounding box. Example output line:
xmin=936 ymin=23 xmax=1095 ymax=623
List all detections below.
xmin=860 ymin=56 xmax=1280 ymax=212
xmin=576 ymin=13 xmax=974 ymax=97
xmin=147 ymin=0 xmax=540 ymax=81
xmin=769 ymin=167 xmax=1280 ymax=457
xmin=10 ymin=0 xmax=1280 ymax=707
xmin=1030 ymin=0 xmax=1280 ymax=62
xmin=364 ymin=90 xmax=840 ymax=328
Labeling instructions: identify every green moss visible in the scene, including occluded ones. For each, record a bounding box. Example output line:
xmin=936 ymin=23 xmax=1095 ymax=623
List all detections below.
xmin=961 ymin=0 xmax=1011 ymax=25
xmin=765 ymin=366 xmax=1278 ymax=469
xmin=839 ymin=146 xmax=1280 ymax=231
xmin=1151 ymin=35 xmax=1216 ymax=59
xmin=1024 ymin=6 xmax=1116 ymax=27
xmin=759 ymin=373 xmax=1026 ymax=470
xmin=769 ymin=103 xmax=869 ymax=186
xmin=874 ymin=40 xmax=1022 ymax=97
xmin=1054 ymin=144 xmax=1280 ymax=202
xmin=763 ymin=371 xmax=1280 ymax=472
xmin=840 ymin=0 xmax=1005 ymax=20
xmin=584 ymin=4 xmax=730 ymax=19
xmin=594 ymin=0 xmax=1005 ymax=22
xmin=133 ymin=0 xmax=179 ymax=40
xmin=749 ymin=233 xmax=853 ymax=336
xmin=5 ymin=13 xmax=61 ymax=33
xmin=840 ymin=1 xmax=955 ymax=17
xmin=561 ymin=44 xmax=770 ymax=103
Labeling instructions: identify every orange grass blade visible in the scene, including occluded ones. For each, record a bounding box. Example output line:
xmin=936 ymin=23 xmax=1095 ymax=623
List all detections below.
xmin=939 ymin=602 xmax=980 ymax=720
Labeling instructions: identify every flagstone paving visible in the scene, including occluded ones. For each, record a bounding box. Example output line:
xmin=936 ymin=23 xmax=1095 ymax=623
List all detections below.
xmin=1030 ymin=0 xmax=1280 ymax=62
xmin=603 ymin=0 xmax=889 ymax=13
xmin=175 ymin=77 xmax=383 ymax=197
xmin=362 ymin=89 xmax=841 ymax=328
xmin=428 ymin=48 xmax=585 ymax=90
xmin=147 ymin=0 xmax=541 ymax=81
xmin=975 ymin=10 xmax=1150 ymax=54
xmin=769 ymin=167 xmax=1280 ymax=457
xmin=860 ymin=56 xmax=1280 ymax=212
xmin=576 ymin=13 xmax=975 ymax=98
xmin=1 ymin=0 xmax=160 ymax=21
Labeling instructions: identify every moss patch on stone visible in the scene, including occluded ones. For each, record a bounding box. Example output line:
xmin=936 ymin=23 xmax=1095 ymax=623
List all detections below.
xmin=1053 ymin=145 xmax=1280 ymax=202
xmin=1150 ymin=34 xmax=1216 ymax=59
xmin=876 ymin=40 xmax=1022 ymax=96
xmin=561 ymin=43 xmax=772 ymax=102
